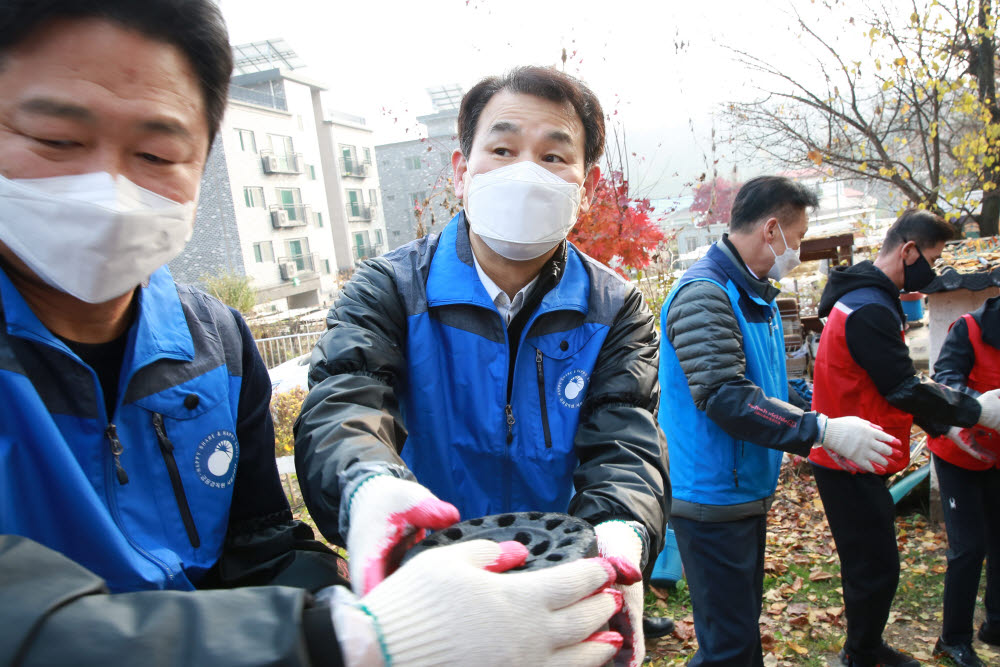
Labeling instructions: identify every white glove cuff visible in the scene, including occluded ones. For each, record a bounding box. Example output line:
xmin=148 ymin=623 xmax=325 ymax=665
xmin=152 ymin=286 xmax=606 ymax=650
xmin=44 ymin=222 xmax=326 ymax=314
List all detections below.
xmin=594 ymin=520 xmax=644 ymax=567
xmin=325 ymin=586 xmax=388 ymax=667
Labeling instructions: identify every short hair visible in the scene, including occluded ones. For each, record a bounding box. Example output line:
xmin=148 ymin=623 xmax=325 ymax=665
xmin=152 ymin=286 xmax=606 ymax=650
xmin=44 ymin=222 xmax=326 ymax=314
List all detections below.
xmin=729 ymin=176 xmax=820 ymax=233
xmin=0 ymin=0 xmax=233 ymax=146
xmin=458 ymin=66 xmax=605 ymax=171
xmin=881 ymin=208 xmax=955 ymax=253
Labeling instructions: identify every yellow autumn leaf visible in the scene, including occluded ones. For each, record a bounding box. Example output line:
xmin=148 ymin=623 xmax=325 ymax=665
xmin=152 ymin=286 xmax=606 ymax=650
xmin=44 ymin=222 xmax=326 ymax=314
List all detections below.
xmin=807 ymin=150 xmax=823 ymax=166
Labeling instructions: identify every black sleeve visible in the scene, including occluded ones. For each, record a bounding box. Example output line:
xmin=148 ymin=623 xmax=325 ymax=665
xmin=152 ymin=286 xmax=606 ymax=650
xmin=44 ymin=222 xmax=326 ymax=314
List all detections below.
xmin=0 ymin=535 xmax=343 ymax=667
xmin=206 ymin=310 xmax=347 ymax=593
xmin=931 ymin=317 xmax=980 ymax=398
xmin=294 ymin=258 xmax=415 ymax=547
xmin=845 ymin=304 xmax=980 ymax=435
xmin=665 ymin=282 xmax=819 ymax=456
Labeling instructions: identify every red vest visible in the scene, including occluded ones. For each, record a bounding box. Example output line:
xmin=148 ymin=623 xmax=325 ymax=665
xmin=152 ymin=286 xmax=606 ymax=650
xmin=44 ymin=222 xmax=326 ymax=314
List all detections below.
xmin=809 ymin=302 xmax=913 ymax=474
xmin=927 ymin=314 xmax=1000 ymax=470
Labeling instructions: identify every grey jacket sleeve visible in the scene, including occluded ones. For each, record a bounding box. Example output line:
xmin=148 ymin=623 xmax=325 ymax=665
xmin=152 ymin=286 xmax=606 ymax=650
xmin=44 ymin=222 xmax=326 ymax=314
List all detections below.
xmin=569 ymin=286 xmax=671 ymax=563
xmin=0 ymin=535 xmax=342 ymax=667
xmin=665 ymin=281 xmax=819 ymax=456
xmin=294 ymin=258 xmax=416 ymax=546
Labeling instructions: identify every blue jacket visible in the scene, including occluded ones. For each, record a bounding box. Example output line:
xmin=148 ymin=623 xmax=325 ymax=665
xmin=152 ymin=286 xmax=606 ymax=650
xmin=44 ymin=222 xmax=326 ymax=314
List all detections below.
xmin=296 ymin=213 xmax=670 ymax=558
xmin=0 ymin=266 xmax=295 ymax=593
xmin=659 ymin=243 xmax=796 ymax=519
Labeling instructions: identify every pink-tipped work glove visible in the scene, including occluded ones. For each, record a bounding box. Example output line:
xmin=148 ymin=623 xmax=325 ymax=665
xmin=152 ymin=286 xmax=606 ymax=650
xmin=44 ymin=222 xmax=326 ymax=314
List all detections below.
xmin=594 ymin=520 xmax=646 ymax=667
xmin=346 ymin=474 xmax=460 ymax=595
xmin=947 ymin=426 xmax=1000 ymax=464
xmin=815 ymin=415 xmax=902 ymax=474
xmin=329 ymin=539 xmax=635 ymax=667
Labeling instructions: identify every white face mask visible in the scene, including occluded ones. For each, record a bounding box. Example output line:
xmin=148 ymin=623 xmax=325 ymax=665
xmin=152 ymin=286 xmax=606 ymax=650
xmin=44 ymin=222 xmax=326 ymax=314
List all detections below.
xmin=0 ymin=172 xmax=196 ymax=303
xmin=767 ymin=223 xmax=801 ymax=281
xmin=464 ymin=161 xmax=583 ymax=261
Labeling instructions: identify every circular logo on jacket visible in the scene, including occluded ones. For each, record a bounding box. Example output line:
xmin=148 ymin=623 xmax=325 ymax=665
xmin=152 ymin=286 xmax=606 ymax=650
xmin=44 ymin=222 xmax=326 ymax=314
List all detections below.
xmin=194 ymin=430 xmax=239 ymax=489
xmin=557 ymin=369 xmax=590 ymax=409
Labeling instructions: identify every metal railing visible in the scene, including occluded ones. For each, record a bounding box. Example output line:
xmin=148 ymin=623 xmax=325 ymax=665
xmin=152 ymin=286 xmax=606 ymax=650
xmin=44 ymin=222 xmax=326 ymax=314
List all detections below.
xmin=229 ymin=84 xmax=288 ymax=111
xmin=340 ymin=157 xmax=370 ymax=178
xmin=255 ymin=331 xmax=325 ymax=369
xmin=353 ymin=244 xmax=384 ymax=261
xmin=269 ymin=204 xmax=312 ymax=228
xmin=261 ymin=150 xmax=304 ymax=174
xmin=277 ymin=252 xmax=318 ymax=277
xmin=345 ymin=203 xmax=375 ymax=220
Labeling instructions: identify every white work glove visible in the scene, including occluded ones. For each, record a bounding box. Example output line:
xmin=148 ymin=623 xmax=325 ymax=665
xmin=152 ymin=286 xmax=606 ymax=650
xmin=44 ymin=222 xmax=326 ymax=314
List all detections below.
xmin=976 ymin=389 xmax=1000 ymax=432
xmin=947 ymin=426 xmax=999 ymax=465
xmin=815 ymin=415 xmax=900 ymax=474
xmin=328 ymin=539 xmax=636 ymax=667
xmin=346 ymin=474 xmax=460 ymax=595
xmin=594 ymin=521 xmax=646 ymax=667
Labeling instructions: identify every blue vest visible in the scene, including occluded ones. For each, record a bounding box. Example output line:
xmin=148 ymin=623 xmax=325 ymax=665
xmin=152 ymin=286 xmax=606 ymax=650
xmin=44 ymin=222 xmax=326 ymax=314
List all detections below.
xmin=658 ymin=244 xmax=787 ymax=507
xmin=0 ymin=267 xmax=243 ymax=592
xmin=393 ymin=215 xmax=624 ymax=520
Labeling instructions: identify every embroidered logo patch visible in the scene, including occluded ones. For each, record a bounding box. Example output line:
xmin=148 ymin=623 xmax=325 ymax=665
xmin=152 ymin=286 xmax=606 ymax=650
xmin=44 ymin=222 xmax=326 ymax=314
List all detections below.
xmin=194 ymin=430 xmax=239 ymax=488
xmin=556 ymin=369 xmax=589 ymax=409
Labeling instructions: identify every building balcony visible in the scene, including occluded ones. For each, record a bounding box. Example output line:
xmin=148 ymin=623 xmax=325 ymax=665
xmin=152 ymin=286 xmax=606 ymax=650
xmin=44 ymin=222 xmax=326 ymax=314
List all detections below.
xmin=261 ymin=150 xmax=304 ymax=174
xmin=269 ymin=204 xmax=313 ymax=228
xmin=340 ymin=157 xmax=371 ymax=178
xmin=345 ymin=203 xmax=375 ymax=221
xmin=353 ymin=244 xmax=383 ymax=261
xmin=277 ymin=253 xmax=319 ymax=281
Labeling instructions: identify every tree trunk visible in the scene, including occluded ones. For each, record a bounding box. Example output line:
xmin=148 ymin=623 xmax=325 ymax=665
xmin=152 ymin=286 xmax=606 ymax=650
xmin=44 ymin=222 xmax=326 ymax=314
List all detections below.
xmin=976 ymin=0 xmax=1000 ymax=237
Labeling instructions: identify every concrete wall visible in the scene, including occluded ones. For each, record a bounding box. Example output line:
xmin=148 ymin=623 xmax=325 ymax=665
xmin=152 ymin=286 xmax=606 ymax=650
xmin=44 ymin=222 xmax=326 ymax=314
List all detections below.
xmin=376 ymin=136 xmax=458 ymax=250
xmin=169 ymin=134 xmax=245 ymax=286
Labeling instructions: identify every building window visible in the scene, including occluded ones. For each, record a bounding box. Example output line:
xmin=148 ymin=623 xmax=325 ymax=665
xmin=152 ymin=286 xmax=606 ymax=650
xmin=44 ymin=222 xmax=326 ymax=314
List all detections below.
xmin=322 ymin=259 xmax=331 ymax=274
xmin=386 ymin=194 xmax=395 ymax=201
xmin=393 ymin=230 xmax=401 ymax=237
xmin=375 ymin=229 xmax=383 ymax=245
xmin=268 ymin=134 xmax=294 ymax=156
xmin=369 ymin=189 xmax=378 ymax=207
xmin=309 ymin=165 xmax=316 ymax=180
xmin=244 ymin=186 xmax=265 ymax=208
xmin=686 ymin=238 xmax=697 ymax=253
xmin=316 ymin=212 xmax=323 ymax=227
xmin=253 ymin=241 xmax=274 ymax=263
xmin=363 ymin=147 xmax=372 ymax=164
xmin=275 ymin=188 xmax=304 ymax=222
xmin=405 ymin=156 xmax=421 ymax=170
xmin=346 ymin=189 xmax=364 ymax=218
xmin=236 ymin=128 xmax=256 ymax=152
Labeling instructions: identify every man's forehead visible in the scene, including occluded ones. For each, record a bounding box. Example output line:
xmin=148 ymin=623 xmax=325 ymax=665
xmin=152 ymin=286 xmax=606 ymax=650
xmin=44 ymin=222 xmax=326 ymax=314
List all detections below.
xmin=476 ymin=91 xmax=584 ymax=139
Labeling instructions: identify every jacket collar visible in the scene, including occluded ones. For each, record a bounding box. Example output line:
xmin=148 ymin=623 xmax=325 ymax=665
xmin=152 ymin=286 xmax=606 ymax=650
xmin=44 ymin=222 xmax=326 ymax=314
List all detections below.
xmin=0 ymin=264 xmax=194 ymax=366
xmin=426 ymin=212 xmax=589 ymax=316
xmin=710 ymin=236 xmax=780 ymax=304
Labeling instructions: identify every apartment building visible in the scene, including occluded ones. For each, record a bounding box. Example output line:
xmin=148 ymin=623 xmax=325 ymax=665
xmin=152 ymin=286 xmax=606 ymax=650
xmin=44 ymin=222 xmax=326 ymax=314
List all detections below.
xmin=315 ymin=110 xmax=388 ymax=268
xmin=171 ymin=40 xmax=387 ymax=312
xmin=376 ymin=88 xmax=461 ymax=250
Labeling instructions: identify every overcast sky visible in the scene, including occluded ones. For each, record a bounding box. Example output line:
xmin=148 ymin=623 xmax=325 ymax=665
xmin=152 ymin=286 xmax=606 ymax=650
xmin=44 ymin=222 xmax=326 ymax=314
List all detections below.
xmin=219 ymin=0 xmax=893 ymax=198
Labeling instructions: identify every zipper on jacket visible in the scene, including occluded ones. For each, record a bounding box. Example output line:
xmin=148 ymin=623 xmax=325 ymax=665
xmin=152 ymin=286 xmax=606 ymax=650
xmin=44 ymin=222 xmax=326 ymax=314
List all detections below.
xmin=535 ymin=349 xmax=553 ymax=448
xmin=732 ymin=441 xmax=740 ymax=488
xmin=505 ymin=404 xmax=516 ymax=444
xmin=152 ymin=413 xmax=201 ymax=548
xmin=105 ymin=424 xmax=129 ymax=485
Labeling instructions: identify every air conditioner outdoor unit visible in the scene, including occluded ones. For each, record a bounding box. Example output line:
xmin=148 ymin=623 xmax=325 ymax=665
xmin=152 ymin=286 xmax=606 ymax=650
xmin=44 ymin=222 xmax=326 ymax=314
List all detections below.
xmin=262 ymin=155 xmax=279 ymax=173
xmin=271 ymin=208 xmax=290 ymax=228
xmin=279 ymin=262 xmax=298 ymax=281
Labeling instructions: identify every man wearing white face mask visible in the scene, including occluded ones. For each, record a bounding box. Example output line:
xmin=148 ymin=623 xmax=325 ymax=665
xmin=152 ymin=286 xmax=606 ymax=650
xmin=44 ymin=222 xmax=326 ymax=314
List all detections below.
xmin=296 ymin=66 xmax=670 ymax=667
xmin=657 ymin=176 xmax=905 ymax=667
